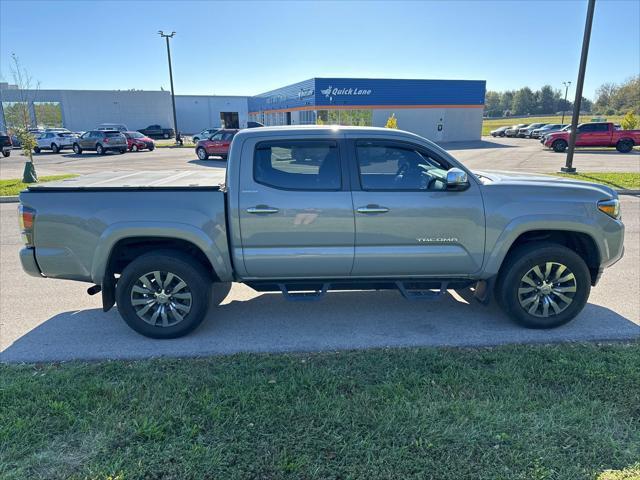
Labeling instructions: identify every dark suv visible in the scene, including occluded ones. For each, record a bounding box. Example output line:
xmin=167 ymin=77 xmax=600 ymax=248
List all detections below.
xmin=73 ymin=130 xmax=128 ymax=155
xmin=1 ymin=133 xmax=12 ymax=157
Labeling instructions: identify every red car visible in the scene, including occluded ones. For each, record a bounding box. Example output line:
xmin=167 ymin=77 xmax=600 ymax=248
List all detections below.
xmin=195 ymin=129 xmax=238 ymax=160
xmin=544 ymin=122 xmax=640 ymax=153
xmin=124 ymin=131 xmax=155 ymax=152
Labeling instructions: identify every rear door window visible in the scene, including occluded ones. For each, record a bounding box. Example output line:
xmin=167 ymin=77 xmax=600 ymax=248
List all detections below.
xmin=105 ymin=132 xmax=122 ymax=137
xmin=254 ymin=140 xmax=341 ymax=191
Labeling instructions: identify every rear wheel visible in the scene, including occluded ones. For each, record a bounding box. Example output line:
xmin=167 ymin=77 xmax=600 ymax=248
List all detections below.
xmin=196 ymin=147 xmax=209 ymax=160
xmin=73 ymin=143 xmax=82 ymax=154
xmin=163 ymin=132 xmax=169 ymax=139
xmin=552 ymin=139 xmax=568 ymax=152
xmin=2 ymin=150 xmax=9 ymax=157
xmin=115 ymin=251 xmax=212 ymax=338
xmin=51 ymin=143 xmax=60 ymax=153
xmin=496 ymin=242 xmax=590 ymax=329
xmin=131 ymin=144 xmax=138 ymax=152
xmin=616 ymin=139 xmax=634 ymax=153
xmin=33 ymin=146 xmax=41 ymax=154
xmin=96 ymin=144 xmax=105 ymax=155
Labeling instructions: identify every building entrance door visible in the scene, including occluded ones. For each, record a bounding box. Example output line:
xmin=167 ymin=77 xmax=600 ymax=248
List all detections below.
xmin=220 ymin=112 xmax=239 ymax=129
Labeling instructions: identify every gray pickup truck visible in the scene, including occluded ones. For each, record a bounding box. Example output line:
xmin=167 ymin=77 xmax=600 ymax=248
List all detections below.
xmin=18 ymin=126 xmax=624 ymax=338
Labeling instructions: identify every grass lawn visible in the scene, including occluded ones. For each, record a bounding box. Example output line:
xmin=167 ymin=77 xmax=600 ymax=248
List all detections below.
xmin=555 ymin=172 xmax=640 ymax=190
xmin=482 ymin=115 xmax=625 ymax=136
xmin=155 ymin=138 xmax=196 ymax=148
xmin=0 ymin=174 xmax=78 ymax=196
xmin=1 ymin=343 xmax=639 ymax=479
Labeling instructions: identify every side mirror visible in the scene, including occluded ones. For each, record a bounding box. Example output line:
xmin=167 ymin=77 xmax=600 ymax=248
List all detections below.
xmin=446 ymin=168 xmax=469 ymax=191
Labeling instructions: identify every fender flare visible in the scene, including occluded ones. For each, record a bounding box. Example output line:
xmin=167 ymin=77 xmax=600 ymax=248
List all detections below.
xmin=482 ymin=214 xmax=603 ymax=276
xmin=90 ymin=221 xmax=232 ymax=284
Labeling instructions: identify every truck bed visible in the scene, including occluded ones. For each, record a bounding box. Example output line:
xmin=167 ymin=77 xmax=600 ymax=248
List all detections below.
xmin=27 ymin=170 xmax=225 ymax=191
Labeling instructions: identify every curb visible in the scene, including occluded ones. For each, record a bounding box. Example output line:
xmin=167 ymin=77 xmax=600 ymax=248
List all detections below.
xmin=1 ymin=190 xmax=638 ymax=204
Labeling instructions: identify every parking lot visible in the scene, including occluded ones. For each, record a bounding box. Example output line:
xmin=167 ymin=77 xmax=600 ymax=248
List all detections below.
xmin=0 ymin=135 xmax=638 ymax=362
xmin=1 ymin=136 xmax=638 ymax=180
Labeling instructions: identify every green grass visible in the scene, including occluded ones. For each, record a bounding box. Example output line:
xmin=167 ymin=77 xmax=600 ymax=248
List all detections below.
xmin=2 ymin=343 xmax=639 ymax=479
xmin=155 ymin=138 xmax=196 ymax=148
xmin=0 ymin=174 xmax=78 ymax=196
xmin=482 ymin=115 xmax=626 ymax=136
xmin=556 ymin=172 xmax=640 ymax=190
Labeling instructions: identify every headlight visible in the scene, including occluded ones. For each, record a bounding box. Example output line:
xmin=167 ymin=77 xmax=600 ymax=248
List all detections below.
xmin=598 ymin=199 xmax=620 ymax=219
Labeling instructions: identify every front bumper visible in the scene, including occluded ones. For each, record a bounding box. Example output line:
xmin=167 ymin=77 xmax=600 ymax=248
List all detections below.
xmin=19 ymin=247 xmax=43 ymax=277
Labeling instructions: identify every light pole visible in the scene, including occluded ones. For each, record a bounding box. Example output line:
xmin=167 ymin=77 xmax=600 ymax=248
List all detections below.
xmin=158 ymin=30 xmax=181 ymax=144
xmin=561 ymin=81 xmax=571 ymax=124
xmin=561 ymin=0 xmax=596 ymax=173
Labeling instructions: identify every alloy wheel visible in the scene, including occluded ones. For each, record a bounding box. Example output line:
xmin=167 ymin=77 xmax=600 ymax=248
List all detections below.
xmin=130 ymin=271 xmax=193 ymax=327
xmin=517 ymin=262 xmax=577 ymax=317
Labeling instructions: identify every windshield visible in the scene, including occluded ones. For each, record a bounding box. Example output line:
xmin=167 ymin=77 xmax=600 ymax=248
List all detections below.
xmin=127 ymin=132 xmax=144 ymax=138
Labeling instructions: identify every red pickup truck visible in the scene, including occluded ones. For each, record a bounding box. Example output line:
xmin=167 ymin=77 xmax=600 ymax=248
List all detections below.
xmin=544 ymin=122 xmax=640 ymax=153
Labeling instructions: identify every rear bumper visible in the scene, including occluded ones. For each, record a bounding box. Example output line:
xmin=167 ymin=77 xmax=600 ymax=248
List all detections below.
xmin=19 ymin=247 xmax=43 ymax=277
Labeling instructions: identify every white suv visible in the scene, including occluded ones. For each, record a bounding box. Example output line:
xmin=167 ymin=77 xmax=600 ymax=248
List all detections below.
xmin=34 ymin=131 xmax=77 ymax=153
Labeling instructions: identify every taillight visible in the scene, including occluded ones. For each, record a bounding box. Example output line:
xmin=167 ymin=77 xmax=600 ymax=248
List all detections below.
xmin=18 ymin=205 xmax=36 ymax=247
xmin=104 ymin=137 xmax=109 ymax=143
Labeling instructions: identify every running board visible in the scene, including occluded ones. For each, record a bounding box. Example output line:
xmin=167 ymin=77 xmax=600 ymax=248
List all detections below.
xmin=278 ymin=283 xmax=329 ymax=302
xmin=395 ymin=281 xmax=449 ymax=300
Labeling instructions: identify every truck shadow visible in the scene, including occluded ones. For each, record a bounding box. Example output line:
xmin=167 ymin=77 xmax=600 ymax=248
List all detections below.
xmin=2 ymin=289 xmax=638 ymax=363
xmin=187 ymin=158 xmax=227 ymax=167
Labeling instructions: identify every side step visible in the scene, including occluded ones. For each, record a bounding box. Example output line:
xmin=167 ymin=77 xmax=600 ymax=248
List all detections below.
xmin=278 ymin=283 xmax=329 ymax=302
xmin=395 ymin=281 xmax=449 ymax=300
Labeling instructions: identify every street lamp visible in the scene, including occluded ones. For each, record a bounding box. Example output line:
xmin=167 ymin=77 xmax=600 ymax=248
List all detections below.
xmin=561 ymin=81 xmax=571 ymax=124
xmin=561 ymin=0 xmax=596 ymax=173
xmin=158 ymin=30 xmax=181 ymax=144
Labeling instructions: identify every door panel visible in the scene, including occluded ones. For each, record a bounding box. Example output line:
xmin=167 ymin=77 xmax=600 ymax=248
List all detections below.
xmin=349 ymin=139 xmax=485 ymax=277
xmin=239 ymin=138 xmax=354 ymax=278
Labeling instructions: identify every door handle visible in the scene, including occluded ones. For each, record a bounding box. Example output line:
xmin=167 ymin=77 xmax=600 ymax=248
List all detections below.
xmin=357 ymin=205 xmax=390 ymax=214
xmin=247 ymin=206 xmax=279 ymax=214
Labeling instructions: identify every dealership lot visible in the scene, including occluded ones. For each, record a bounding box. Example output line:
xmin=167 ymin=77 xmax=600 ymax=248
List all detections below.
xmin=1 ymin=195 xmax=638 ymax=363
xmin=1 ymin=137 xmax=639 ymax=180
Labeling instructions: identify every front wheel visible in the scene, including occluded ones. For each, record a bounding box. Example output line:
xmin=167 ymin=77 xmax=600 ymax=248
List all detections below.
xmin=552 ymin=139 xmax=568 ymax=153
xmin=495 ymin=242 xmax=591 ymax=329
xmin=196 ymin=147 xmax=209 ymax=160
xmin=148 ymin=145 xmax=155 ymax=151
xmin=33 ymin=146 xmax=41 ymax=154
xmin=2 ymin=150 xmax=9 ymax=157
xmin=73 ymin=143 xmax=82 ymax=154
xmin=51 ymin=143 xmax=60 ymax=153
xmin=616 ymin=139 xmax=634 ymax=153
xmin=131 ymin=144 xmax=138 ymax=152
xmin=115 ymin=251 xmax=212 ymax=338
xmin=96 ymin=144 xmax=105 ymax=155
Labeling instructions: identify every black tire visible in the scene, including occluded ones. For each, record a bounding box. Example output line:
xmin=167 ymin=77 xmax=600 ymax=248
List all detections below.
xmin=2 ymin=151 xmax=9 ymax=157
xmin=196 ymin=147 xmax=209 ymax=160
xmin=552 ymin=139 xmax=568 ymax=153
xmin=73 ymin=143 xmax=82 ymax=154
xmin=116 ymin=250 xmax=212 ymax=339
xmin=495 ymin=242 xmax=591 ymax=329
xmin=163 ymin=132 xmax=170 ymax=139
xmin=33 ymin=146 xmax=41 ymax=154
xmin=148 ymin=145 xmax=155 ymax=151
xmin=616 ymin=139 xmax=634 ymax=153
xmin=119 ymin=148 xmax=127 ymax=154
xmin=51 ymin=143 xmax=60 ymax=153
xmin=96 ymin=144 xmax=105 ymax=155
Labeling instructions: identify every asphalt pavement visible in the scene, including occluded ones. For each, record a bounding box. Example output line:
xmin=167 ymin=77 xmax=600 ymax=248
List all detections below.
xmin=1 ymin=137 xmax=638 ymax=180
xmin=1 ymin=197 xmax=638 ymax=363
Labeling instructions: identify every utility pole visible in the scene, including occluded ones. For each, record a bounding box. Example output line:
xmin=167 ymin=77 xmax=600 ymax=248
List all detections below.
xmin=561 ymin=81 xmax=571 ymax=124
xmin=562 ymin=0 xmax=596 ymax=173
xmin=158 ymin=31 xmax=181 ymax=145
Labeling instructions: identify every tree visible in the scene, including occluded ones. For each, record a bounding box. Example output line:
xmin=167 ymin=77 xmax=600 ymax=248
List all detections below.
xmin=9 ymin=54 xmax=39 ymax=183
xmin=385 ymin=113 xmax=398 ymax=129
xmin=621 ymin=111 xmax=638 ymax=130
xmin=512 ymin=87 xmax=535 ymax=115
xmin=499 ymin=91 xmax=514 ymax=115
xmin=538 ymin=85 xmax=557 ymax=114
xmin=484 ymin=91 xmax=502 ymax=117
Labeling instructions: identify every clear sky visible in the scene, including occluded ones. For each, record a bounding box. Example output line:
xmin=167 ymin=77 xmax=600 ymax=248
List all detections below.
xmin=1 ymin=0 xmax=638 ymax=100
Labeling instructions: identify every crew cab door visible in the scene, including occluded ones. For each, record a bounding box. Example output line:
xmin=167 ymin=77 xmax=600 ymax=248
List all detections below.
xmin=347 ymin=138 xmax=485 ymax=276
xmin=575 ymin=123 xmax=610 ymax=146
xmin=237 ymin=136 xmax=354 ymax=278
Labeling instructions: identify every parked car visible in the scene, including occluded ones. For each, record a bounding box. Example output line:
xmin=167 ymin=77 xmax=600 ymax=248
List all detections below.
xmin=124 ymin=131 xmax=155 ymax=152
xmin=490 ymin=126 xmax=509 ymax=137
xmin=192 ymin=128 xmax=220 ymax=143
xmin=195 ymin=129 xmax=238 ymax=160
xmin=540 ymin=125 xmax=570 ymax=143
xmin=518 ymin=123 xmax=547 ymax=138
xmin=532 ymin=124 xmax=567 ymax=139
xmin=34 ymin=131 xmax=77 ymax=153
xmin=19 ymin=126 xmax=625 ymax=338
xmin=97 ymin=123 xmax=128 ymax=132
xmin=0 ymin=133 xmax=12 ymax=157
xmin=138 ymin=124 xmax=175 ymax=139
xmin=504 ymin=124 xmax=528 ymax=137
xmin=44 ymin=127 xmax=72 ymax=134
xmin=544 ymin=122 xmax=640 ymax=153
xmin=72 ymin=130 xmax=128 ymax=155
